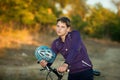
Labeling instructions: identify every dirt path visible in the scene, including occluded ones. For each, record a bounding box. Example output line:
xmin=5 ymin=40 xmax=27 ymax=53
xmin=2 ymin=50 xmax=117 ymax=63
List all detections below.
xmin=99 ymin=48 xmax=120 ymax=80
xmin=1 ymin=48 xmax=120 ymax=80
xmin=91 ymin=48 xmax=120 ymax=80
xmin=0 ymin=38 xmax=120 ymax=80
xmin=0 ymin=58 xmax=68 ymax=80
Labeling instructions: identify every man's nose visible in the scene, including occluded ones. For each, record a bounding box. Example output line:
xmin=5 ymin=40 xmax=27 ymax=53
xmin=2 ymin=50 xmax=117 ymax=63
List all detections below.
xmin=57 ymin=27 xmax=61 ymax=31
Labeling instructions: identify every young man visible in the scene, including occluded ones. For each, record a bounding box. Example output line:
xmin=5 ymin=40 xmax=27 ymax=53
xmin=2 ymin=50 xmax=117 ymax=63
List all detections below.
xmin=40 ymin=17 xmax=93 ymax=80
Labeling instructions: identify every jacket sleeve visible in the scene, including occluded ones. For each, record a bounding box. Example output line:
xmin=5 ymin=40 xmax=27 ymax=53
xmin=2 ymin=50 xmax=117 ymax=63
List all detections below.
xmin=65 ymin=31 xmax=82 ymax=66
xmin=47 ymin=40 xmax=58 ymax=66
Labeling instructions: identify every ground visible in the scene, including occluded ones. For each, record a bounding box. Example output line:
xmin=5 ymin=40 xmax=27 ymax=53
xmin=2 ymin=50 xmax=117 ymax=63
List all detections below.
xmin=0 ymin=36 xmax=120 ymax=80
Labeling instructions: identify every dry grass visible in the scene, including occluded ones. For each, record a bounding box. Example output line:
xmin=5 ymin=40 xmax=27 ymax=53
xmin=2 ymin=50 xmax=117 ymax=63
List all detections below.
xmin=0 ymin=28 xmax=42 ymax=64
xmin=0 ymin=28 xmax=34 ymax=48
xmin=0 ymin=27 xmax=56 ymax=66
xmin=0 ymin=27 xmax=41 ymax=54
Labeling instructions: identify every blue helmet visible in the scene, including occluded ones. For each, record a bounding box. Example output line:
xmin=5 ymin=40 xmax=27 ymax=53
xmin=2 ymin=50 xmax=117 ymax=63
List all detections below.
xmin=35 ymin=46 xmax=56 ymax=63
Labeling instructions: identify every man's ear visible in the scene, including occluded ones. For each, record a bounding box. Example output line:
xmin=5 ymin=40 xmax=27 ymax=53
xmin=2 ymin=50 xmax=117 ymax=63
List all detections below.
xmin=67 ymin=27 xmax=71 ymax=32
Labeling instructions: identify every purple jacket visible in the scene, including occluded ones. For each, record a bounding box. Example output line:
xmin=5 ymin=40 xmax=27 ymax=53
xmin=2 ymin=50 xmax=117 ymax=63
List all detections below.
xmin=51 ymin=30 xmax=93 ymax=73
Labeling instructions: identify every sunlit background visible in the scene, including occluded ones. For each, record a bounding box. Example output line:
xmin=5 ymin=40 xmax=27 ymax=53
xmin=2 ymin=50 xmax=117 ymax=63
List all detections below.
xmin=0 ymin=0 xmax=120 ymax=80
xmin=87 ymin=0 xmax=118 ymax=12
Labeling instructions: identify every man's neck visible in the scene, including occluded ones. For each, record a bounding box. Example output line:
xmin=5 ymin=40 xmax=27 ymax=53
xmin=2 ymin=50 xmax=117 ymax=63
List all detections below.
xmin=60 ymin=32 xmax=68 ymax=42
xmin=61 ymin=36 xmax=66 ymax=42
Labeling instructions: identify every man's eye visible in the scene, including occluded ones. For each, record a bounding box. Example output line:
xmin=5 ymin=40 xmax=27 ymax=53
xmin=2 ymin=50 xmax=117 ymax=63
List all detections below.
xmin=57 ymin=25 xmax=59 ymax=27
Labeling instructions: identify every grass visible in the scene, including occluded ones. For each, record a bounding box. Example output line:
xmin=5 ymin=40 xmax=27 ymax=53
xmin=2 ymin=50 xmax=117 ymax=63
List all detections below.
xmin=0 ymin=28 xmax=33 ymax=48
xmin=0 ymin=27 xmax=41 ymax=60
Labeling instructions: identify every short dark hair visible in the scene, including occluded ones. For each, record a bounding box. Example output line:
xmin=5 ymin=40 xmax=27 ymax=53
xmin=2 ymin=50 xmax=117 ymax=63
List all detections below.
xmin=57 ymin=17 xmax=71 ymax=27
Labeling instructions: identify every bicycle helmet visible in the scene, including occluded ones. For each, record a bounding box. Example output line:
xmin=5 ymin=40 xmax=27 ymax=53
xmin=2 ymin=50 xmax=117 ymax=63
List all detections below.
xmin=35 ymin=46 xmax=56 ymax=63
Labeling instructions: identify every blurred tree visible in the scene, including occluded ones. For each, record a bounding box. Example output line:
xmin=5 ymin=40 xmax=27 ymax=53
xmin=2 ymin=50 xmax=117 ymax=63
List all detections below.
xmin=108 ymin=18 xmax=120 ymax=41
xmin=71 ymin=14 xmax=87 ymax=33
xmin=54 ymin=0 xmax=69 ymax=8
xmin=85 ymin=3 xmax=120 ymax=41
xmin=108 ymin=0 xmax=120 ymax=41
xmin=85 ymin=4 xmax=115 ymax=37
xmin=1 ymin=0 xmax=119 ymax=41
xmin=69 ymin=0 xmax=88 ymax=18
xmin=0 ymin=0 xmax=89 ymax=32
xmin=0 ymin=0 xmax=57 ymax=26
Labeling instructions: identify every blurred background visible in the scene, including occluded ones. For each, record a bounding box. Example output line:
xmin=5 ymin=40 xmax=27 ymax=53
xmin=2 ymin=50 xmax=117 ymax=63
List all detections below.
xmin=0 ymin=0 xmax=120 ymax=80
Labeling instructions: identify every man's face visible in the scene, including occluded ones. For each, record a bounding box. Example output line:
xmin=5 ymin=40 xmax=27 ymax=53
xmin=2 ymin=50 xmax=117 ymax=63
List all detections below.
xmin=56 ymin=21 xmax=70 ymax=37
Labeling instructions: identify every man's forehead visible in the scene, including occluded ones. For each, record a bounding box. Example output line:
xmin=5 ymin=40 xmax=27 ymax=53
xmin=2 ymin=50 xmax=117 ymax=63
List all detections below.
xmin=57 ymin=21 xmax=66 ymax=25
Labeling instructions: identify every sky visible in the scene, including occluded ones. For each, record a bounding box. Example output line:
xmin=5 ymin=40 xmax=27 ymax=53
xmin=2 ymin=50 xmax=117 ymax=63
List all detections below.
xmin=86 ymin=0 xmax=117 ymax=12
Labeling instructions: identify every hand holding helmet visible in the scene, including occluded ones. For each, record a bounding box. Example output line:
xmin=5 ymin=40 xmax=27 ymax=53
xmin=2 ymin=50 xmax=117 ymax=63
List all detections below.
xmin=39 ymin=60 xmax=48 ymax=67
xmin=35 ymin=46 xmax=56 ymax=67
